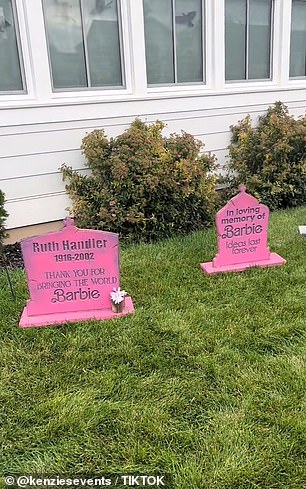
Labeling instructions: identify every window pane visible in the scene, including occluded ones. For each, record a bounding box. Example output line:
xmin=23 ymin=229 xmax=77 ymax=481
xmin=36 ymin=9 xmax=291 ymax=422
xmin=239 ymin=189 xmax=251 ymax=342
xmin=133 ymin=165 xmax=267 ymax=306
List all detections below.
xmin=43 ymin=0 xmax=87 ymax=89
xmin=290 ymin=0 xmax=306 ymax=77
xmin=249 ymin=0 xmax=272 ymax=79
xmin=82 ymin=0 xmax=122 ymax=87
xmin=0 ymin=0 xmax=24 ymax=92
xmin=175 ymin=0 xmax=203 ymax=83
xmin=225 ymin=0 xmax=246 ymax=80
xmin=143 ymin=0 xmax=174 ymax=84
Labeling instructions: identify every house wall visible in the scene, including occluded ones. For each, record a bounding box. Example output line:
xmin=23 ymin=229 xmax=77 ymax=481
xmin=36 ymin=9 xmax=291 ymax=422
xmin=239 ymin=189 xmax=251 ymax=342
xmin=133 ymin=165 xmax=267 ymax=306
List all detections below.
xmin=0 ymin=0 xmax=305 ymax=232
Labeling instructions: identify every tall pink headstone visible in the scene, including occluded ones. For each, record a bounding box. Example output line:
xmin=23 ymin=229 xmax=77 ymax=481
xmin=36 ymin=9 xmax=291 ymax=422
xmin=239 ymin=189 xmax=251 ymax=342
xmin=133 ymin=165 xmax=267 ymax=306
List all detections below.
xmin=201 ymin=186 xmax=286 ymax=274
xmin=19 ymin=218 xmax=134 ymax=328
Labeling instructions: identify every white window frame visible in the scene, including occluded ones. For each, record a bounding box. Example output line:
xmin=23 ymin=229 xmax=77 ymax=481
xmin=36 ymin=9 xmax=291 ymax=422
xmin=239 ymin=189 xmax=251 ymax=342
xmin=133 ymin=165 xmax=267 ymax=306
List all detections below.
xmin=42 ymin=0 xmax=127 ymax=93
xmin=288 ymin=17 xmax=306 ymax=87
xmin=0 ymin=0 xmax=35 ymax=101
xmin=0 ymin=0 xmax=135 ymax=107
xmin=1 ymin=0 xmax=306 ymax=109
xmin=0 ymin=0 xmax=26 ymax=94
xmin=143 ymin=0 xmax=206 ymax=87
xmin=289 ymin=0 xmax=306 ymax=80
xmin=224 ymin=0 xmax=274 ymax=84
xmin=46 ymin=0 xmax=133 ymax=101
xmin=145 ymin=0 xmax=216 ymax=95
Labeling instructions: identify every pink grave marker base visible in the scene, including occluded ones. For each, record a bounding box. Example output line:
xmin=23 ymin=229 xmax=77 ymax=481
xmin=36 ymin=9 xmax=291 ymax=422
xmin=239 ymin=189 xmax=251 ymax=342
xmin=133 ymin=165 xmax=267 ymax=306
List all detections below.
xmin=19 ymin=218 xmax=135 ymax=328
xmin=201 ymin=252 xmax=285 ymax=275
xmin=200 ymin=185 xmax=286 ymax=275
xmin=19 ymin=296 xmax=134 ymax=329
xmin=21 ymin=221 xmax=121 ymax=316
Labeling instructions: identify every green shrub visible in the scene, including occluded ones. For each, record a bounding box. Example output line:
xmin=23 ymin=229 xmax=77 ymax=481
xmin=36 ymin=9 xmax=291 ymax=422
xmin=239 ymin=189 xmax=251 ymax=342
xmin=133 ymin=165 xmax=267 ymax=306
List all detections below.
xmin=61 ymin=119 xmax=218 ymax=242
xmin=224 ymin=102 xmax=306 ymax=209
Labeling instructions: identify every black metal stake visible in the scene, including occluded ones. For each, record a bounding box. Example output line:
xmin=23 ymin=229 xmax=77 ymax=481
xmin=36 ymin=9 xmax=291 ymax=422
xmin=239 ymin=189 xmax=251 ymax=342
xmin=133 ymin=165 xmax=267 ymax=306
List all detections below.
xmin=1 ymin=253 xmax=16 ymax=301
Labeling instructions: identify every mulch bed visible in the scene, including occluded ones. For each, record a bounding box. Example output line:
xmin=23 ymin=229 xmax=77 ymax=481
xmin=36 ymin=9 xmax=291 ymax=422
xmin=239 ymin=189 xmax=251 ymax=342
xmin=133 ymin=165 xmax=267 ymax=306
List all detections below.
xmin=1 ymin=243 xmax=24 ymax=270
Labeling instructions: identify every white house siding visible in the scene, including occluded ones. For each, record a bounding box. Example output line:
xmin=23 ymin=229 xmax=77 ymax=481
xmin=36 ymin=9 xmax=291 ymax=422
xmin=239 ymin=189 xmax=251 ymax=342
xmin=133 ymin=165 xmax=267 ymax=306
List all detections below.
xmin=1 ymin=88 xmax=306 ymax=230
xmin=0 ymin=0 xmax=306 ymax=230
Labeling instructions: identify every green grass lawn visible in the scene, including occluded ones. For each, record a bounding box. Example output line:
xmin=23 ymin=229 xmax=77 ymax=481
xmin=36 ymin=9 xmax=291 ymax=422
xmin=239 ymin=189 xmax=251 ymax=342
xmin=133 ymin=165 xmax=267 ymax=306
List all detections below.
xmin=1 ymin=206 xmax=306 ymax=489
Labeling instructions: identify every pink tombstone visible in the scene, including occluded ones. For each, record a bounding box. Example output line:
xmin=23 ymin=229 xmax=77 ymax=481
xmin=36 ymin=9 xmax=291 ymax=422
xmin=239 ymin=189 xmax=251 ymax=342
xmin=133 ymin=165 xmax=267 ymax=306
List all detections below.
xmin=19 ymin=218 xmax=134 ymax=328
xmin=201 ymin=185 xmax=286 ymax=274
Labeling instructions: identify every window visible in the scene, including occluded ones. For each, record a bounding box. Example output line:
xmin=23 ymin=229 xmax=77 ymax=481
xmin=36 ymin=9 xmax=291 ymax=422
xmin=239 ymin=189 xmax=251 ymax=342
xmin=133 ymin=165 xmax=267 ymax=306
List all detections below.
xmin=0 ymin=0 xmax=25 ymax=92
xmin=290 ymin=0 xmax=306 ymax=77
xmin=42 ymin=0 xmax=124 ymax=90
xmin=225 ymin=0 xmax=273 ymax=81
xmin=143 ymin=0 xmax=205 ymax=85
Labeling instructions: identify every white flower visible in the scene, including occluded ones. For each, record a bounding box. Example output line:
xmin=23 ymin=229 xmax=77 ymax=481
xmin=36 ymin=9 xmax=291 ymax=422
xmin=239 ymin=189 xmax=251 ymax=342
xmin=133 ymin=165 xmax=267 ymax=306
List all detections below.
xmin=110 ymin=287 xmax=127 ymax=304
